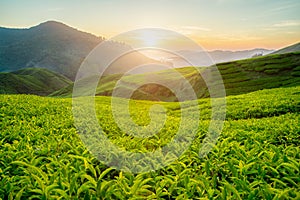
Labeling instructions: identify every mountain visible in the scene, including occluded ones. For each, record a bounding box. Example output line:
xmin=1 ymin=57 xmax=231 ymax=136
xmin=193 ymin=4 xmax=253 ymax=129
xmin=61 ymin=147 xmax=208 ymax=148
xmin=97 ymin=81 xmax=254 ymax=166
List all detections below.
xmin=0 ymin=21 xmax=162 ymax=80
xmin=271 ymin=42 xmax=300 ymax=55
xmin=168 ymin=49 xmax=274 ymax=67
xmin=0 ymin=68 xmax=71 ymax=96
xmin=0 ymin=21 xmax=103 ymax=80
xmin=53 ymin=52 xmax=300 ymax=101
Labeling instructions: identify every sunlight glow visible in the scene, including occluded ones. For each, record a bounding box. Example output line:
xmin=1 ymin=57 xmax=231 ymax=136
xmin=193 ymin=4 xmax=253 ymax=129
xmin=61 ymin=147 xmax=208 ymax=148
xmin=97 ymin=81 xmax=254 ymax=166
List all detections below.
xmin=139 ymin=30 xmax=160 ymax=47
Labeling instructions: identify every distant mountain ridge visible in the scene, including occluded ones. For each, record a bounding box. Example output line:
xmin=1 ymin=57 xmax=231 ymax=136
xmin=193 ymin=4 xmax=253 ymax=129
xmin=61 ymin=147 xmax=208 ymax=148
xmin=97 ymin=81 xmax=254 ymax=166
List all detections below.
xmin=0 ymin=21 xmax=104 ymax=79
xmin=169 ymin=48 xmax=274 ymax=67
xmin=0 ymin=21 xmax=161 ymax=80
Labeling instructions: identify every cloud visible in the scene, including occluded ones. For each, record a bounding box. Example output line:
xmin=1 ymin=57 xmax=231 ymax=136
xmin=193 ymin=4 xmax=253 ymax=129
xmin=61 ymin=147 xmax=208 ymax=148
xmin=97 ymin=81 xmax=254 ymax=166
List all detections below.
xmin=175 ymin=26 xmax=212 ymax=35
xmin=267 ymin=1 xmax=300 ymax=14
xmin=262 ymin=27 xmax=277 ymax=31
xmin=272 ymin=20 xmax=300 ymax=27
xmin=213 ymin=33 xmax=263 ymax=41
xmin=181 ymin=26 xmax=212 ymax=32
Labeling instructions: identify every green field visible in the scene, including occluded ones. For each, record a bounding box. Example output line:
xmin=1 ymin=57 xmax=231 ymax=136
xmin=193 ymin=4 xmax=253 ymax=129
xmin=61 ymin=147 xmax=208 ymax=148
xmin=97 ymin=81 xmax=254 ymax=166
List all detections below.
xmin=1 ymin=86 xmax=299 ymax=199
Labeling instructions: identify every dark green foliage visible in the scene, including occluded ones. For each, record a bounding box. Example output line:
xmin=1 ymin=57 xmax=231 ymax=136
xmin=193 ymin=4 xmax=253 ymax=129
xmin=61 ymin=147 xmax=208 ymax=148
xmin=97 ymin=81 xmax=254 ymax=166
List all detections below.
xmin=264 ymin=69 xmax=279 ymax=75
xmin=291 ymin=71 xmax=300 ymax=77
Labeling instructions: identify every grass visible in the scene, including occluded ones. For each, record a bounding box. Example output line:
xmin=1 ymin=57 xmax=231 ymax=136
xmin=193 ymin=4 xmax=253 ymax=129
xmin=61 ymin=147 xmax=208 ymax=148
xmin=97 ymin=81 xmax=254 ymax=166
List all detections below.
xmin=1 ymin=86 xmax=299 ymax=199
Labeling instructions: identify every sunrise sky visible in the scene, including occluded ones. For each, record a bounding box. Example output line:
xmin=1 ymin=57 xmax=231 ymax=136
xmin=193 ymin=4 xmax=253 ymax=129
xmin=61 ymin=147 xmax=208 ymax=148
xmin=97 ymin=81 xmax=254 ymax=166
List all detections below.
xmin=1 ymin=0 xmax=299 ymax=51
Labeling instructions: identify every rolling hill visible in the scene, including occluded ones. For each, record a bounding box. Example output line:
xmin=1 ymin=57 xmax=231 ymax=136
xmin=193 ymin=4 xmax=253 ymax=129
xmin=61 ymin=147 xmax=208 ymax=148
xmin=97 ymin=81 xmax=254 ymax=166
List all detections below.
xmin=0 ymin=68 xmax=72 ymax=96
xmin=54 ymin=52 xmax=300 ymax=101
xmin=271 ymin=42 xmax=300 ymax=55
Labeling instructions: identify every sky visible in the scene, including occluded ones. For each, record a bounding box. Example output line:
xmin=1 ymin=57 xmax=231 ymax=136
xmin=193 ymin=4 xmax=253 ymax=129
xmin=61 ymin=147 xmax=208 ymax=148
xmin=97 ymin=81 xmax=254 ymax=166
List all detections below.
xmin=0 ymin=0 xmax=299 ymax=51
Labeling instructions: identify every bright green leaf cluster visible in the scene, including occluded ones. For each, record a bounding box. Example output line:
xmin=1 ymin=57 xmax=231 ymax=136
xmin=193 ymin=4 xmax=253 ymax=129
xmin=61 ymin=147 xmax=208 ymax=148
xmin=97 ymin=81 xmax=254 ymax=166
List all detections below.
xmin=0 ymin=86 xmax=299 ymax=199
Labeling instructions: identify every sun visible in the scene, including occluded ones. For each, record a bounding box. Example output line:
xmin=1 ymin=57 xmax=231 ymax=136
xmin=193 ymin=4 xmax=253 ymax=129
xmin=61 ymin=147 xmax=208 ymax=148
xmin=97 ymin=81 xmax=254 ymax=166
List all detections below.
xmin=139 ymin=29 xmax=160 ymax=47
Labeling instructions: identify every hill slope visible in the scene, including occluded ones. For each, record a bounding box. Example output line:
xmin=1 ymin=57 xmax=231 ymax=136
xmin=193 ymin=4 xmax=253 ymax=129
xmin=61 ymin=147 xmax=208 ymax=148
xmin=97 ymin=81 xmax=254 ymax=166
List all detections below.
xmin=0 ymin=21 xmax=103 ymax=80
xmin=0 ymin=68 xmax=72 ymax=96
xmin=54 ymin=52 xmax=300 ymax=101
xmin=271 ymin=42 xmax=300 ymax=55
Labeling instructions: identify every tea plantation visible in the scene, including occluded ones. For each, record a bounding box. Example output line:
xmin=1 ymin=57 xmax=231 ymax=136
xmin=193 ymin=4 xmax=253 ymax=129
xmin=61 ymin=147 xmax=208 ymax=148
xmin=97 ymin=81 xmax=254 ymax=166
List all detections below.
xmin=0 ymin=86 xmax=299 ymax=199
